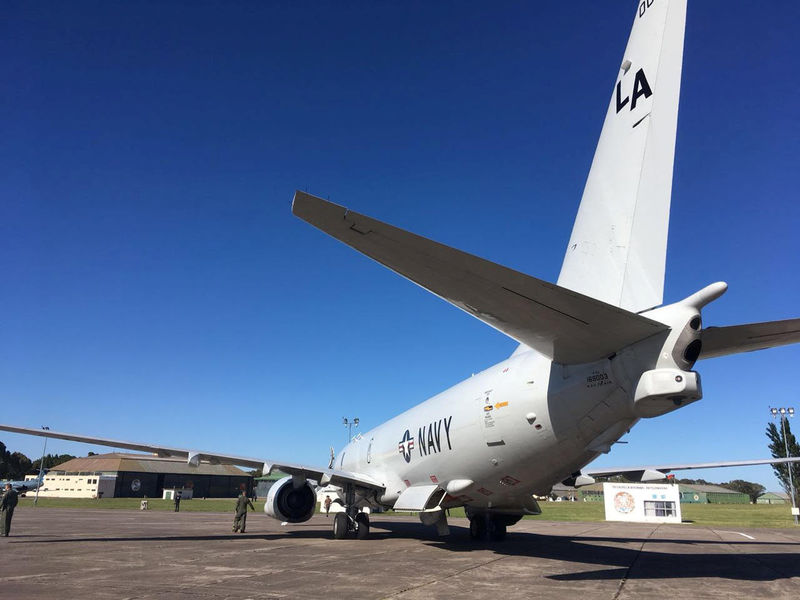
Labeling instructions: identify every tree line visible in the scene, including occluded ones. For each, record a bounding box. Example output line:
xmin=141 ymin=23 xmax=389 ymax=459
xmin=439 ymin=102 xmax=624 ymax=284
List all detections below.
xmin=0 ymin=441 xmax=77 ymax=480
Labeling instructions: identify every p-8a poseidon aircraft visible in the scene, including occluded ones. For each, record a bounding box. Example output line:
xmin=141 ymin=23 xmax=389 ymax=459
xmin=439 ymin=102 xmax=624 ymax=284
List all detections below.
xmin=3 ymin=0 xmax=800 ymax=541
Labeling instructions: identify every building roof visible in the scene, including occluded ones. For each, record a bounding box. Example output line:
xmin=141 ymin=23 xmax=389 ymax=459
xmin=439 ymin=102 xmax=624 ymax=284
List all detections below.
xmin=50 ymin=453 xmax=251 ymax=477
xmin=679 ymin=483 xmax=742 ymax=494
xmin=255 ymin=471 xmax=287 ymax=482
xmin=761 ymin=491 xmax=789 ymax=499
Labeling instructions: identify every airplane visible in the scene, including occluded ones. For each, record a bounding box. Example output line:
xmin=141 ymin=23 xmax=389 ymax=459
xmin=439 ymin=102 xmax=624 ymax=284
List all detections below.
xmin=0 ymin=475 xmax=43 ymax=495
xmin=3 ymin=0 xmax=800 ymax=540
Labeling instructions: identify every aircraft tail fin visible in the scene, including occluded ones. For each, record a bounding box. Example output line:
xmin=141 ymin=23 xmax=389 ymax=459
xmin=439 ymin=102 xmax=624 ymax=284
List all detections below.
xmin=557 ymin=0 xmax=687 ymax=313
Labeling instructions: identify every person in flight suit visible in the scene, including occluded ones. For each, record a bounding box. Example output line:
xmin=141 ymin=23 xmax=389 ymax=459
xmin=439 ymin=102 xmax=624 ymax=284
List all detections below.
xmin=232 ymin=489 xmax=255 ymax=533
xmin=174 ymin=490 xmax=182 ymax=512
xmin=1 ymin=483 xmax=19 ymax=537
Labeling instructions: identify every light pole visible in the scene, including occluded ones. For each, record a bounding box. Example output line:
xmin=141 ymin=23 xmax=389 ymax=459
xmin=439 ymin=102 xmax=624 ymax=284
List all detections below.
xmin=34 ymin=426 xmax=50 ymax=506
xmin=770 ymin=407 xmax=798 ymax=525
xmin=343 ymin=417 xmax=359 ymax=443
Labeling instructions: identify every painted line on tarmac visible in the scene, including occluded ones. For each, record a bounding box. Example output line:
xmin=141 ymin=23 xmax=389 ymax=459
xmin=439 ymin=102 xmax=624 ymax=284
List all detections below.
xmin=716 ymin=530 xmax=755 ymax=540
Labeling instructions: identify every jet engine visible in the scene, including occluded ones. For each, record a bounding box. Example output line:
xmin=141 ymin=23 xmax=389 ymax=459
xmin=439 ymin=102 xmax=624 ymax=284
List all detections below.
xmin=264 ymin=475 xmax=317 ymax=523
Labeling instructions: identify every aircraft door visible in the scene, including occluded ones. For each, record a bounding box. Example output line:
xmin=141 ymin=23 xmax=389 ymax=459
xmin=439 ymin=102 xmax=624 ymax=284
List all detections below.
xmin=477 ymin=390 xmax=505 ymax=446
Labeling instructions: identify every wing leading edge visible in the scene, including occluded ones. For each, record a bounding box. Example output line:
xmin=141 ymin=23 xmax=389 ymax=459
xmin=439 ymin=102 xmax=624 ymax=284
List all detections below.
xmin=293 ymin=191 xmax=668 ymax=365
xmin=0 ymin=424 xmax=384 ymax=493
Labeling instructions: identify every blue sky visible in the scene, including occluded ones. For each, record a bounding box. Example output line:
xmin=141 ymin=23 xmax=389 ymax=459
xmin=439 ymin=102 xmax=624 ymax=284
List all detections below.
xmin=2 ymin=1 xmax=799 ymax=492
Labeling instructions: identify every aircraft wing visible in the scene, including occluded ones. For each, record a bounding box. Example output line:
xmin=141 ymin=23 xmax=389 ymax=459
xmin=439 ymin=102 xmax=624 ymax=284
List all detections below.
xmin=293 ymin=191 xmax=668 ymax=365
xmin=0 ymin=424 xmax=384 ymax=493
xmin=582 ymin=457 xmax=800 ymax=483
xmin=699 ymin=318 xmax=800 ymax=360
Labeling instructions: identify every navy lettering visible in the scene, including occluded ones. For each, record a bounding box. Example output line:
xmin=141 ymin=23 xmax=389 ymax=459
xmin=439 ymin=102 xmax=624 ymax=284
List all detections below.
xmin=443 ymin=416 xmax=453 ymax=450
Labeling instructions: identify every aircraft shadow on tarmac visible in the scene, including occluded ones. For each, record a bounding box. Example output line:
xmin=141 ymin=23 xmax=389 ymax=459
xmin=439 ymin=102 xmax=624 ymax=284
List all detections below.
xmin=375 ymin=521 xmax=800 ymax=582
xmin=13 ymin=520 xmax=800 ymax=582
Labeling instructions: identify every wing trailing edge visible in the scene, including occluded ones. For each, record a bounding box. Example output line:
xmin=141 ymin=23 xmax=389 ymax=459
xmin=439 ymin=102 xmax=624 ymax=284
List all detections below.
xmin=293 ymin=191 xmax=668 ymax=365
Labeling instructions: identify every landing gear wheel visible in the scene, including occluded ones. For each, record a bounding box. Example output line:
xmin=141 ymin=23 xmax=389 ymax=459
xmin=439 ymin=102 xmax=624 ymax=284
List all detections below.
xmin=469 ymin=515 xmax=487 ymax=540
xmin=333 ymin=512 xmax=349 ymax=539
xmin=489 ymin=520 xmax=506 ymax=541
xmin=355 ymin=512 xmax=370 ymax=540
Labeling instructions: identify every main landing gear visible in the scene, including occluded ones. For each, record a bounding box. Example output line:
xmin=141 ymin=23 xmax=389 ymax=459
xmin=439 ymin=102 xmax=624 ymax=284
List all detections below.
xmin=332 ymin=483 xmax=370 ymax=540
xmin=467 ymin=514 xmax=515 ymax=541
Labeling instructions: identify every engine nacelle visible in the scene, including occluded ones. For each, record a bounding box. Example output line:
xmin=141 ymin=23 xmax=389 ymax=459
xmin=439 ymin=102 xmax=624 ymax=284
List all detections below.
xmin=264 ymin=476 xmax=316 ymax=523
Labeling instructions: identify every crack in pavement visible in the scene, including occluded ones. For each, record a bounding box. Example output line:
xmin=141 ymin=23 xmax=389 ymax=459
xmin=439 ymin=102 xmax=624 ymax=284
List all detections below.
xmin=611 ymin=524 xmax=661 ymax=600
xmin=382 ymin=554 xmax=509 ymax=599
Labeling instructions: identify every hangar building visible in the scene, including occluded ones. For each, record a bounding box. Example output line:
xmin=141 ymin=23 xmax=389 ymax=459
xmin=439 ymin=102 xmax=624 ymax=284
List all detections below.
xmin=757 ymin=492 xmax=789 ymax=505
xmin=37 ymin=452 xmax=253 ymax=499
xmin=551 ymin=482 xmax=750 ymax=504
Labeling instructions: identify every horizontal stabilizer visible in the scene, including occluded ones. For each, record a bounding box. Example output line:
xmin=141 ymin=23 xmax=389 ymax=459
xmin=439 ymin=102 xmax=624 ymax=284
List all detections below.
xmin=583 ymin=456 xmax=800 ymax=480
xmin=293 ymin=192 xmax=668 ymax=364
xmin=699 ymin=318 xmax=800 ymax=360
xmin=0 ymin=424 xmax=384 ymax=492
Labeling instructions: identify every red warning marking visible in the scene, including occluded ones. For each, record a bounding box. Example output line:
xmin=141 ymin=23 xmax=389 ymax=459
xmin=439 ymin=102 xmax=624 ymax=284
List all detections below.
xmin=500 ymin=476 xmax=521 ymax=486
xmin=404 ymin=479 xmax=411 ymax=487
xmin=429 ymin=475 xmax=439 ymax=484
xmin=477 ymin=487 xmax=493 ymax=496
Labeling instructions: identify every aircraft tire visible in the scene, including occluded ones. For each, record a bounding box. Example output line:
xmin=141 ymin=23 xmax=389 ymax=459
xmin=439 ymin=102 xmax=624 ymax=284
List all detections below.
xmin=469 ymin=515 xmax=486 ymax=540
xmin=355 ymin=512 xmax=370 ymax=540
xmin=333 ymin=512 xmax=349 ymax=539
xmin=489 ymin=520 xmax=507 ymax=541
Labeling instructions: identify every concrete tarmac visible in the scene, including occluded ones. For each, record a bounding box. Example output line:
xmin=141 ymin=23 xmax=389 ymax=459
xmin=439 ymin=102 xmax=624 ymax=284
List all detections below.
xmin=1 ymin=508 xmax=799 ymax=599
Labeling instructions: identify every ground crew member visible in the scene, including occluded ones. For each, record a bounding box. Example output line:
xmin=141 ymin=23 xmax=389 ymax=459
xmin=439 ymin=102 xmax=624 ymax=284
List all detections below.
xmin=324 ymin=495 xmax=332 ymax=517
xmin=232 ymin=489 xmax=255 ymax=533
xmin=1 ymin=483 xmax=19 ymax=537
xmin=174 ymin=490 xmax=182 ymax=512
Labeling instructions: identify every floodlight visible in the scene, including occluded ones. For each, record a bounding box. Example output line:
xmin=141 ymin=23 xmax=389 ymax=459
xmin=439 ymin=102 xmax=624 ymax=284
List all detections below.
xmin=771 ymin=408 xmax=778 ymax=416
xmin=790 ymin=408 xmax=796 ymax=417
xmin=780 ymin=407 xmax=787 ymax=415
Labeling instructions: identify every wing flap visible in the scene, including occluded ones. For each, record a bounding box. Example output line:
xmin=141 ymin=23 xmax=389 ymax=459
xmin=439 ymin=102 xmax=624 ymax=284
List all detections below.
xmin=699 ymin=318 xmax=800 ymax=360
xmin=393 ymin=484 xmax=445 ymax=512
xmin=293 ymin=192 xmax=668 ymax=364
xmin=0 ymin=424 xmax=384 ymax=492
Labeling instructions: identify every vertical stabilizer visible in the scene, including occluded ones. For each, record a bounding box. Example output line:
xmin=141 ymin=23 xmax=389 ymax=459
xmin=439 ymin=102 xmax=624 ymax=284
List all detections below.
xmin=557 ymin=0 xmax=686 ymax=312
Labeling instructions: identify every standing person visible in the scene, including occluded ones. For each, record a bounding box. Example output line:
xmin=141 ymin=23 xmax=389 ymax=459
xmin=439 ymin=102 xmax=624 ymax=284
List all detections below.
xmin=174 ymin=490 xmax=182 ymax=512
xmin=324 ymin=495 xmax=332 ymax=517
xmin=232 ymin=489 xmax=255 ymax=533
xmin=1 ymin=483 xmax=19 ymax=537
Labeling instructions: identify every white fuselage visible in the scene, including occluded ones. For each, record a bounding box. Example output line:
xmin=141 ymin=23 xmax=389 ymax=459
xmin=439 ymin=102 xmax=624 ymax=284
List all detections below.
xmin=336 ymin=297 xmax=705 ymax=513
xmin=338 ymin=349 xmax=630 ymax=511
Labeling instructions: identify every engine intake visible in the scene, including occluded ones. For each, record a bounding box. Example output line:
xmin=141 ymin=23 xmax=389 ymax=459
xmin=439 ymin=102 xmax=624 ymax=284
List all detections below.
xmin=264 ymin=476 xmax=316 ymax=523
